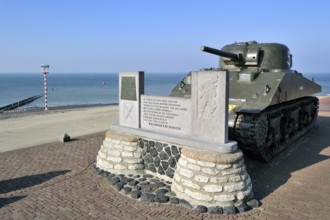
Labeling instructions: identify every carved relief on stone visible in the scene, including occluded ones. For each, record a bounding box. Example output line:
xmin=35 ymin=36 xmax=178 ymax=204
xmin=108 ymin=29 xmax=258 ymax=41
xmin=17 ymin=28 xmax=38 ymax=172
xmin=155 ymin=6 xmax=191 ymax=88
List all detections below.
xmin=123 ymin=103 xmax=134 ymax=122
xmin=198 ymin=73 xmax=223 ymax=119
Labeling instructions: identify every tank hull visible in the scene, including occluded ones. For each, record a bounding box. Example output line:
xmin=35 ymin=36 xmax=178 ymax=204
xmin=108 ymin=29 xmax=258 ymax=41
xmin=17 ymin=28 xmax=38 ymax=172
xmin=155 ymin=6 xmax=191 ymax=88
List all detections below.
xmin=170 ymin=71 xmax=321 ymax=161
xmin=170 ymin=41 xmax=321 ymax=161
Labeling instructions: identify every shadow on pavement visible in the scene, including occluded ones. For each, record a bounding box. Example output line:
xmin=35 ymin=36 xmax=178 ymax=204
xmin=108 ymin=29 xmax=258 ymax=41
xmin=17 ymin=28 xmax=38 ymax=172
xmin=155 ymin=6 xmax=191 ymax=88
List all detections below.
xmin=245 ymin=115 xmax=330 ymax=200
xmin=0 ymin=196 xmax=26 ymax=208
xmin=0 ymin=170 xmax=70 ymax=194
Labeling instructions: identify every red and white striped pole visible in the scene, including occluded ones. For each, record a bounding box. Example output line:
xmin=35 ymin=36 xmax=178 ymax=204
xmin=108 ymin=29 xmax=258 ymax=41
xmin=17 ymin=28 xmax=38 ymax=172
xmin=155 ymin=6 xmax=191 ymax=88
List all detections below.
xmin=41 ymin=64 xmax=49 ymax=111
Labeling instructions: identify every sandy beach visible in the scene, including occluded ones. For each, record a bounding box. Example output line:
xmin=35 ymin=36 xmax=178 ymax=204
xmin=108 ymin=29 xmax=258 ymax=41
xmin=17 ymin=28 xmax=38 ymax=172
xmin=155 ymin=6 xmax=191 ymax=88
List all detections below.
xmin=0 ymin=105 xmax=119 ymax=152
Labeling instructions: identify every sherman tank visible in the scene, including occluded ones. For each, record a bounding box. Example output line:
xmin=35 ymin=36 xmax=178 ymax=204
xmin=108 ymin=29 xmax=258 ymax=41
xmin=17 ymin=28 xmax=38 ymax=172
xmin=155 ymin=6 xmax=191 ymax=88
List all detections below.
xmin=170 ymin=41 xmax=321 ymax=161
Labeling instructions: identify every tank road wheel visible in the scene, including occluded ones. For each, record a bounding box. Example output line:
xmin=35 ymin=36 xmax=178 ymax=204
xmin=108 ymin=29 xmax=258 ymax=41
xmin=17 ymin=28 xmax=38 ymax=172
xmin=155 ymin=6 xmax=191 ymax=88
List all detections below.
xmin=290 ymin=108 xmax=300 ymax=134
xmin=280 ymin=117 xmax=290 ymax=140
xmin=310 ymin=99 xmax=319 ymax=122
xmin=301 ymin=101 xmax=313 ymax=128
xmin=299 ymin=97 xmax=319 ymax=129
xmin=303 ymin=103 xmax=312 ymax=125
xmin=254 ymin=114 xmax=272 ymax=161
xmin=269 ymin=114 xmax=282 ymax=147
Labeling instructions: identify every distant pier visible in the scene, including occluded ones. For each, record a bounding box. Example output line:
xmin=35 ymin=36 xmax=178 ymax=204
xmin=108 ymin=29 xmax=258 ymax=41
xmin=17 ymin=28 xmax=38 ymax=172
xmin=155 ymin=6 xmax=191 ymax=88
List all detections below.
xmin=0 ymin=95 xmax=42 ymax=112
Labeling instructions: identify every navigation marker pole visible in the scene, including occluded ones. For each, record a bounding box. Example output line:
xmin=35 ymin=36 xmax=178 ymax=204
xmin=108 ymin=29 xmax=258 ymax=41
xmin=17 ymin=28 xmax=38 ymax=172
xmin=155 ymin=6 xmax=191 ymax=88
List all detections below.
xmin=41 ymin=64 xmax=50 ymax=111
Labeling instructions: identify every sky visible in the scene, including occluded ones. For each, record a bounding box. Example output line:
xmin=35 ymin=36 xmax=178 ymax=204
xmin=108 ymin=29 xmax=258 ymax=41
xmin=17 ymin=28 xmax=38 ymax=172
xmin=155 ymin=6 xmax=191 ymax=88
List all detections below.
xmin=0 ymin=0 xmax=330 ymax=73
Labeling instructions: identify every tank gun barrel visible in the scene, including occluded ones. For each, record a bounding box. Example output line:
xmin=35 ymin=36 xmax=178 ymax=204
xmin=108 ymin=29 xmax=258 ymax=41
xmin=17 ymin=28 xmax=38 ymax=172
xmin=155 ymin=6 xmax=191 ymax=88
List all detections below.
xmin=200 ymin=45 xmax=239 ymax=61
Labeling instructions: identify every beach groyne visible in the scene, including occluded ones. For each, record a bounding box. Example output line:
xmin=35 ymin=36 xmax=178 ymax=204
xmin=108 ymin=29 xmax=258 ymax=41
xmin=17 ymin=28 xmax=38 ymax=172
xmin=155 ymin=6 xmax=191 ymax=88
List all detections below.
xmin=0 ymin=95 xmax=42 ymax=112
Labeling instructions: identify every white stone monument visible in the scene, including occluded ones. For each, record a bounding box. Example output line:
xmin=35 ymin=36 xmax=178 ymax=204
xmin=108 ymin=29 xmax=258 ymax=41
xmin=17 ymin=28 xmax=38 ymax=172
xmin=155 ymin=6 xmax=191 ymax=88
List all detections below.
xmin=96 ymin=70 xmax=254 ymax=214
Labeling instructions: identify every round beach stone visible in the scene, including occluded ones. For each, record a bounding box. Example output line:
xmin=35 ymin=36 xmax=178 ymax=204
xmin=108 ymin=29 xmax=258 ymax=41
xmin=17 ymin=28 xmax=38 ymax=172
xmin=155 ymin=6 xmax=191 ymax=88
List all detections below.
xmin=154 ymin=156 xmax=160 ymax=167
xmin=148 ymin=141 xmax=155 ymax=148
xmin=155 ymin=142 xmax=163 ymax=152
xmin=132 ymin=185 xmax=141 ymax=191
xmin=141 ymin=184 xmax=158 ymax=193
xmin=144 ymin=154 xmax=153 ymax=163
xmin=179 ymin=199 xmax=193 ymax=209
xmin=223 ymin=206 xmax=237 ymax=215
xmin=138 ymin=140 xmax=144 ymax=148
xmin=208 ymin=206 xmax=223 ymax=214
xmin=95 ymin=167 xmax=103 ymax=175
xmin=120 ymin=176 xmax=132 ymax=184
xmin=236 ymin=203 xmax=251 ymax=213
xmin=168 ymin=157 xmax=176 ymax=168
xmin=159 ymin=151 xmax=169 ymax=160
xmin=169 ymin=197 xmax=180 ymax=204
xmin=161 ymin=161 xmax=169 ymax=170
xmin=148 ymin=164 xmax=157 ymax=173
xmin=165 ymin=168 xmax=175 ymax=178
xmin=114 ymin=182 xmax=125 ymax=191
xmin=101 ymin=171 xmax=109 ymax=177
xmin=110 ymin=177 xmax=120 ymax=185
xmin=171 ymin=145 xmax=180 ymax=155
xmin=155 ymin=189 xmax=168 ymax=197
xmin=158 ymin=166 xmax=165 ymax=175
xmin=247 ymin=199 xmax=261 ymax=208
xmin=141 ymin=193 xmax=155 ymax=202
xmin=150 ymin=147 xmax=158 ymax=157
xmin=150 ymin=178 xmax=160 ymax=183
xmin=139 ymin=181 xmax=150 ymax=185
xmin=164 ymin=146 xmax=171 ymax=156
xmin=154 ymin=195 xmax=169 ymax=203
xmin=107 ymin=174 xmax=115 ymax=181
xmin=128 ymin=180 xmax=139 ymax=186
xmin=195 ymin=205 xmax=208 ymax=213
xmin=156 ymin=182 xmax=166 ymax=187
xmin=131 ymin=190 xmax=141 ymax=199
xmin=122 ymin=187 xmax=132 ymax=195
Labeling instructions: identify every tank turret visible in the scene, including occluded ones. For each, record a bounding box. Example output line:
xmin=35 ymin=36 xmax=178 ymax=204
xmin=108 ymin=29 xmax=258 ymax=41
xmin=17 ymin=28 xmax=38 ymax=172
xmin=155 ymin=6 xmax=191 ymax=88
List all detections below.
xmin=170 ymin=41 xmax=321 ymax=161
xmin=206 ymin=41 xmax=293 ymax=70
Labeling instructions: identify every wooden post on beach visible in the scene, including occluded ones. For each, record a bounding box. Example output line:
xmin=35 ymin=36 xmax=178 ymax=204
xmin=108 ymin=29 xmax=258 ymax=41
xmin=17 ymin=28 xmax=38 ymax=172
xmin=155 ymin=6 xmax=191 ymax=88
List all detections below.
xmin=41 ymin=64 xmax=49 ymax=111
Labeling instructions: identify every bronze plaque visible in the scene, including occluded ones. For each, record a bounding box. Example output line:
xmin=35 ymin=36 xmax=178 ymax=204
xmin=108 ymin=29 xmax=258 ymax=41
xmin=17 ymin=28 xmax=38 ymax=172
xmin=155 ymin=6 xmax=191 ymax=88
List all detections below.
xmin=121 ymin=76 xmax=137 ymax=101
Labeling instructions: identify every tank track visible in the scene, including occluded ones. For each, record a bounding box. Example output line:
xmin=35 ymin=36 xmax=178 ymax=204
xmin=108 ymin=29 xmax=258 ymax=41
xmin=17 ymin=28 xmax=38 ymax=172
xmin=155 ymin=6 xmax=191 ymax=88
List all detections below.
xmin=234 ymin=96 xmax=319 ymax=162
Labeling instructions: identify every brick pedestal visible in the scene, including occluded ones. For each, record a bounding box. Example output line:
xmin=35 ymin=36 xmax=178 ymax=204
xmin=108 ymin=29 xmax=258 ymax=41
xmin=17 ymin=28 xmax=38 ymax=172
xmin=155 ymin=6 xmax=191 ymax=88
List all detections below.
xmin=96 ymin=130 xmax=144 ymax=174
xmin=172 ymin=148 xmax=253 ymax=209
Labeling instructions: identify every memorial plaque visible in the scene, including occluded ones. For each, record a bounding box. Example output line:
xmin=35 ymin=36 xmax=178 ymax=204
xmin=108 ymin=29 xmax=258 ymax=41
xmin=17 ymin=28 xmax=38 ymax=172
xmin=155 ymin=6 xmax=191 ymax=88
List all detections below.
xmin=141 ymin=95 xmax=191 ymax=135
xmin=121 ymin=76 xmax=137 ymax=101
xmin=119 ymin=72 xmax=144 ymax=128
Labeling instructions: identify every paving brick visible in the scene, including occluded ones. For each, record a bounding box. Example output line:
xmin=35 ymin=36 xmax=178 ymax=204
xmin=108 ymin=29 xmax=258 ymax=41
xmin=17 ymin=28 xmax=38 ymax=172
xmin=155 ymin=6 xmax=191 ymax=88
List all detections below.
xmin=0 ymin=98 xmax=329 ymax=220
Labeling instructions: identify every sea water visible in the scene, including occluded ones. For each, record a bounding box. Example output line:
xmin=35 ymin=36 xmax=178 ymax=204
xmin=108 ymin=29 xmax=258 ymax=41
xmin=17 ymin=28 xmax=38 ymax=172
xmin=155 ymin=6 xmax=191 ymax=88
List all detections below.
xmin=0 ymin=73 xmax=186 ymax=108
xmin=0 ymin=72 xmax=329 ymax=108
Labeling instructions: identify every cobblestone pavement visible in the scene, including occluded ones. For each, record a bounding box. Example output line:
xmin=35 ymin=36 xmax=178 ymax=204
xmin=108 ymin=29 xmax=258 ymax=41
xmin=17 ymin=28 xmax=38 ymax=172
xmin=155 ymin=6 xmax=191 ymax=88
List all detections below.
xmin=0 ymin=97 xmax=329 ymax=220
